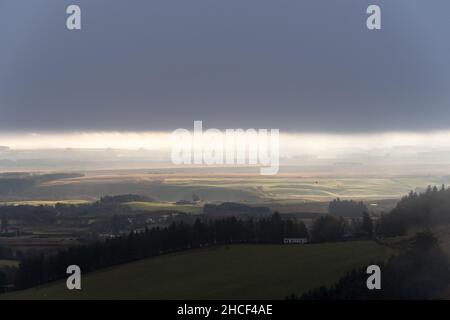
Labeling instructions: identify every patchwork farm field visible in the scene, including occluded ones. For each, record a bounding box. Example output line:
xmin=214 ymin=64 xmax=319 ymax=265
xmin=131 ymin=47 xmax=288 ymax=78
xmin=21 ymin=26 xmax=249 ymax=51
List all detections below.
xmin=3 ymin=241 xmax=395 ymax=300
xmin=25 ymin=169 xmax=449 ymax=203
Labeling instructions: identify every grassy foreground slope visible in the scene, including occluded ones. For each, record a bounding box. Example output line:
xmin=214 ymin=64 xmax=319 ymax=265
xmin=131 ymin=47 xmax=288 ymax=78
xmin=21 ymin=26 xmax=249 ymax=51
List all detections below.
xmin=3 ymin=242 xmax=393 ymax=300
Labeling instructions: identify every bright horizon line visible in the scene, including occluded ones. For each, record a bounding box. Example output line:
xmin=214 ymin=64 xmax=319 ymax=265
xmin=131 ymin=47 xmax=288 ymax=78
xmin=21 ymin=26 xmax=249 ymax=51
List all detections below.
xmin=1 ymin=130 xmax=450 ymax=156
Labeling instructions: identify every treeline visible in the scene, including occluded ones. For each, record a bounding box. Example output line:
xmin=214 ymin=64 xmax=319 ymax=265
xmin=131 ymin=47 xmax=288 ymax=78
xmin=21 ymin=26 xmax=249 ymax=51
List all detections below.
xmin=14 ymin=213 xmax=308 ymax=290
xmin=0 ymin=195 xmax=155 ymax=225
xmin=310 ymin=212 xmax=373 ymax=243
xmin=296 ymin=232 xmax=450 ymax=300
xmin=377 ymin=185 xmax=450 ymax=237
xmin=328 ymin=199 xmax=368 ymax=218
xmin=0 ymin=246 xmax=14 ymax=260
xmin=204 ymin=202 xmax=272 ymax=218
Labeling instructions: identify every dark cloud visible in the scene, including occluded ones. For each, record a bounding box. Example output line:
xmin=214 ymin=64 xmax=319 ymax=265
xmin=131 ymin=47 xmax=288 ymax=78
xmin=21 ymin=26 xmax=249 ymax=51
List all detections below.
xmin=0 ymin=0 xmax=449 ymax=133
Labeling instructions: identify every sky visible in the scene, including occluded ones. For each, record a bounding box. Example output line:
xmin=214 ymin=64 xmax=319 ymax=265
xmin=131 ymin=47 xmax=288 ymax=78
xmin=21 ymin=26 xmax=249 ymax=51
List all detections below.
xmin=0 ymin=0 xmax=449 ymax=137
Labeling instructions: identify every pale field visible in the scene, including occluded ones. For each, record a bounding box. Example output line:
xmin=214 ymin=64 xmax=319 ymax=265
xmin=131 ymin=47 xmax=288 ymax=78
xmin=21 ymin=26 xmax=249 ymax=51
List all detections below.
xmin=4 ymin=166 xmax=448 ymax=207
xmin=122 ymin=201 xmax=203 ymax=214
xmin=35 ymin=170 xmax=447 ymax=202
xmin=0 ymin=200 xmax=92 ymax=206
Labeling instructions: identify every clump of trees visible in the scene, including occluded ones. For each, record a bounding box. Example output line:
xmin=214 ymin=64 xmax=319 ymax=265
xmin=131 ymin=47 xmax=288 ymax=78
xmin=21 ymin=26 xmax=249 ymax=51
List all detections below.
xmin=376 ymin=185 xmax=450 ymax=237
xmin=328 ymin=199 xmax=367 ymax=218
xmin=361 ymin=212 xmax=374 ymax=238
xmin=204 ymin=202 xmax=272 ymax=218
xmin=310 ymin=212 xmax=374 ymax=243
xmin=310 ymin=215 xmax=346 ymax=243
xmin=0 ymin=194 xmax=157 ymax=230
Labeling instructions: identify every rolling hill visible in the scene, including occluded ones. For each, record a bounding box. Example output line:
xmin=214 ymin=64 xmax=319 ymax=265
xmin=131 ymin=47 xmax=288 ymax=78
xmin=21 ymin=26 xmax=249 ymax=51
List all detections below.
xmin=2 ymin=241 xmax=394 ymax=300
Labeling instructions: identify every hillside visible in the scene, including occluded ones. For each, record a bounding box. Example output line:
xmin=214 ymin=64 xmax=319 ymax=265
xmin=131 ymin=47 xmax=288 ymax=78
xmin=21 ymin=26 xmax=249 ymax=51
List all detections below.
xmin=2 ymin=241 xmax=394 ymax=300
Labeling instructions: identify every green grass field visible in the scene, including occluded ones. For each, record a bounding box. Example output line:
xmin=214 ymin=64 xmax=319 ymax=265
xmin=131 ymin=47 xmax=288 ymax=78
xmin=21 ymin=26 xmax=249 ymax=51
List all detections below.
xmin=2 ymin=241 xmax=394 ymax=300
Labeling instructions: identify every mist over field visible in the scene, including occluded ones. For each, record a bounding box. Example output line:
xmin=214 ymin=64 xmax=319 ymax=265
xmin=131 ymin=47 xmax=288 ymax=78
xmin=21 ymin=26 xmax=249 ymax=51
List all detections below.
xmin=2 ymin=131 xmax=450 ymax=174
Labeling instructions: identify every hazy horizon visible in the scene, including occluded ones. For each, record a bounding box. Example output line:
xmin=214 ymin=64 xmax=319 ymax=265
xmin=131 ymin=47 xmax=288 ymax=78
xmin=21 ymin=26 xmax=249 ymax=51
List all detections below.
xmin=1 ymin=130 xmax=450 ymax=173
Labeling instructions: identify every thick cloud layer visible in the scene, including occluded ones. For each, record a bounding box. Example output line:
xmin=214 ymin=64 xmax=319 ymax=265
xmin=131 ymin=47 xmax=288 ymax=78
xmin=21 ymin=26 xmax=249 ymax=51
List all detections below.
xmin=0 ymin=0 xmax=449 ymax=133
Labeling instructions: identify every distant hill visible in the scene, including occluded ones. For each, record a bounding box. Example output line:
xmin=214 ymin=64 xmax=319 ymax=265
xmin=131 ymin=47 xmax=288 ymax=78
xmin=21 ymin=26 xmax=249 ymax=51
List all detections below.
xmin=0 ymin=173 xmax=83 ymax=199
xmin=204 ymin=202 xmax=272 ymax=218
xmin=328 ymin=199 xmax=368 ymax=218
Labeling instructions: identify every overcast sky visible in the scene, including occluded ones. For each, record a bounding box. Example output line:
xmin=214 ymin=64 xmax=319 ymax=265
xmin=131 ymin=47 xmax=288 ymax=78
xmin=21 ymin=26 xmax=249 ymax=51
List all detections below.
xmin=0 ymin=0 xmax=449 ymax=133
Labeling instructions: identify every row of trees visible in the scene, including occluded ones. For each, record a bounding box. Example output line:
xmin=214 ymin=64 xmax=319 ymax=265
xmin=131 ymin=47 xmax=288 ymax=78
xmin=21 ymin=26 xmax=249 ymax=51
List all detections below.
xmin=0 ymin=196 xmax=153 ymax=226
xmin=15 ymin=213 xmax=308 ymax=289
xmin=328 ymin=199 xmax=368 ymax=218
xmin=310 ymin=212 xmax=373 ymax=243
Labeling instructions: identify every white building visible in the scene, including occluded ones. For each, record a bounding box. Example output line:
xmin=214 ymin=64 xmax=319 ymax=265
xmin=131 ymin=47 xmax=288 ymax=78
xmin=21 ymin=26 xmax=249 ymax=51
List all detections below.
xmin=283 ymin=237 xmax=308 ymax=245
